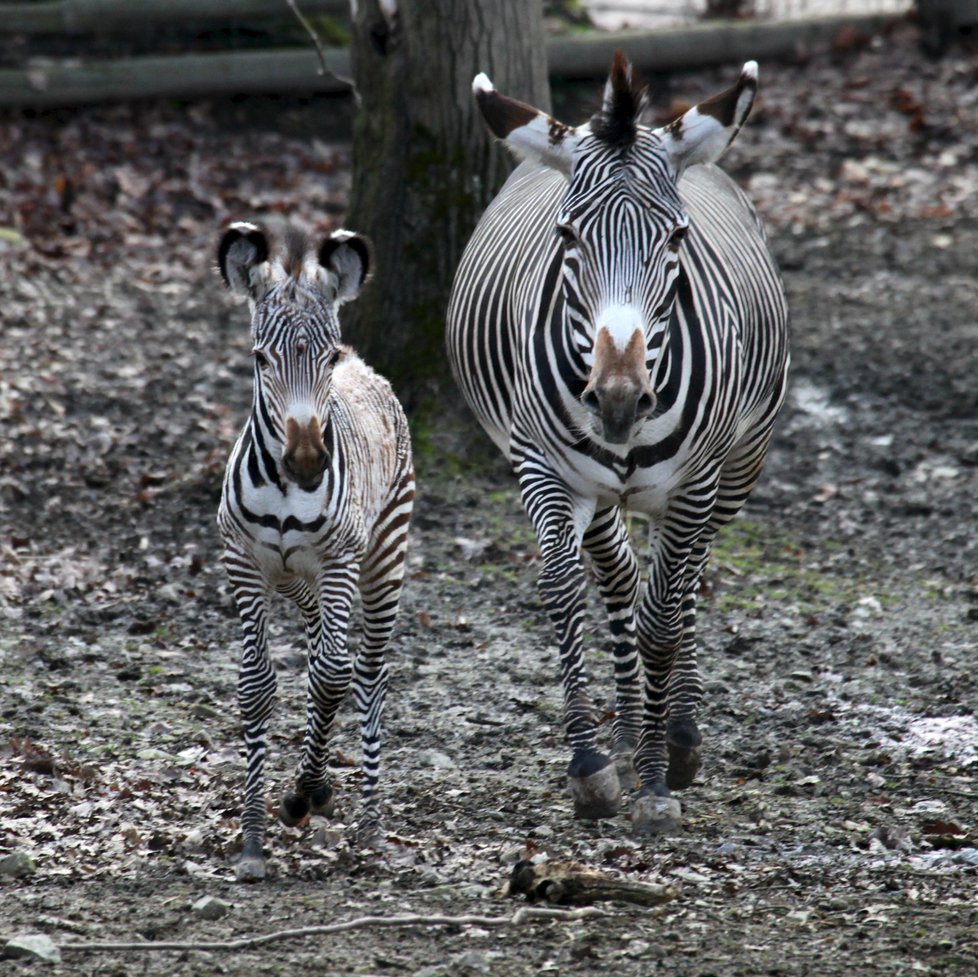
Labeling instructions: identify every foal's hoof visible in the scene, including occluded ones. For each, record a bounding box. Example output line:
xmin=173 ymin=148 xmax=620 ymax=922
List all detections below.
xmin=280 ymin=785 xmax=334 ymax=827
xmin=666 ymin=742 xmax=702 ymax=791
xmin=568 ymin=753 xmax=621 ymax=820
xmin=235 ymin=853 xmax=266 ymax=882
xmin=356 ymin=817 xmax=384 ymax=848
xmin=631 ymin=791 xmax=682 ymax=836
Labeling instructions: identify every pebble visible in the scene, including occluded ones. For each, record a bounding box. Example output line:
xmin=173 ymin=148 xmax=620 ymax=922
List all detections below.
xmin=418 ymin=750 xmax=457 ymax=770
xmin=528 ymin=825 xmax=554 ymax=838
xmin=3 ymin=934 xmax=61 ymax=963
xmin=192 ymin=895 xmax=231 ymax=920
xmin=0 ymin=851 xmax=36 ymax=878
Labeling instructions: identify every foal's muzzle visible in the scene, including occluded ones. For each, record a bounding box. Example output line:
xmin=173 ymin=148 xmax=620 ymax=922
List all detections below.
xmin=282 ymin=416 xmax=328 ymax=490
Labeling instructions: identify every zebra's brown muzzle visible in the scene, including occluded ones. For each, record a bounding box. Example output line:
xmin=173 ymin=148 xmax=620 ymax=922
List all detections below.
xmin=283 ymin=416 xmax=328 ymax=490
xmin=583 ymin=327 xmax=656 ymax=445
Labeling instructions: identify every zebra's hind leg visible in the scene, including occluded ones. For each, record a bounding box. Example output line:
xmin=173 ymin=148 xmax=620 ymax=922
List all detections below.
xmin=353 ymin=472 xmax=413 ymax=845
xmin=226 ymin=551 xmax=276 ymax=882
xmin=517 ymin=459 xmax=619 ymax=820
xmin=582 ymin=506 xmax=642 ymax=790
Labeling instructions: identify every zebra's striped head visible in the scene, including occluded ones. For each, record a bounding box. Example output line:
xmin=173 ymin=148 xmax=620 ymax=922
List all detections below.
xmin=218 ymin=222 xmax=371 ymax=490
xmin=474 ymin=53 xmax=757 ymax=444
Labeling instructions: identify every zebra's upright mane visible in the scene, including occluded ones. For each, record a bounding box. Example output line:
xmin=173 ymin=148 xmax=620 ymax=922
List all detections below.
xmin=590 ymin=50 xmax=648 ymax=150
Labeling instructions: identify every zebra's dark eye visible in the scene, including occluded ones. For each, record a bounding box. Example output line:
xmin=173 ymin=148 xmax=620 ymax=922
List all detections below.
xmin=668 ymin=227 xmax=687 ymax=253
xmin=253 ymin=350 xmax=270 ymax=370
xmin=556 ymin=224 xmax=578 ymax=246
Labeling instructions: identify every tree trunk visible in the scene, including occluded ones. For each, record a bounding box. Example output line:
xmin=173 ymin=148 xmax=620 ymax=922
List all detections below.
xmin=345 ymin=0 xmax=549 ymax=408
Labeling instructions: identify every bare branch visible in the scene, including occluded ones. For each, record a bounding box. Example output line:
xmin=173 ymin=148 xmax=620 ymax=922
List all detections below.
xmin=285 ymin=0 xmax=361 ymax=105
xmin=56 ymin=907 xmax=608 ymax=954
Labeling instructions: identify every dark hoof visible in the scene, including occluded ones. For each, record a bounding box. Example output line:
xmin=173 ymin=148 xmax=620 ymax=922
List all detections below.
xmin=631 ymin=791 xmax=681 ymax=836
xmin=568 ymin=754 xmax=621 ymax=820
xmin=666 ymin=742 xmax=702 ymax=790
xmin=235 ymin=852 xmax=266 ymax=882
xmin=309 ymin=785 xmax=335 ymax=818
xmin=279 ymin=791 xmax=310 ymax=827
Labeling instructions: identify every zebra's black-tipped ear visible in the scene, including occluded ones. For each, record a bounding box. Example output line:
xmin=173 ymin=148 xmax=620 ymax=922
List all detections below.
xmin=318 ymin=230 xmax=371 ymax=305
xmin=218 ymin=222 xmax=271 ymax=297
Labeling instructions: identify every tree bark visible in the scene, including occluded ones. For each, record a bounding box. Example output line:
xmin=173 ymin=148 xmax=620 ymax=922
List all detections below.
xmin=344 ymin=0 xmax=549 ymax=407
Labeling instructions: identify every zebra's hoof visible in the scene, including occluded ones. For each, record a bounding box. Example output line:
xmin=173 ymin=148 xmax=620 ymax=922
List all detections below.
xmin=279 ymin=791 xmax=310 ymax=827
xmin=235 ymin=853 xmax=266 ymax=882
xmin=666 ymin=742 xmax=702 ymax=790
xmin=309 ymin=785 xmax=335 ymax=819
xmin=612 ymin=738 xmax=640 ymax=791
xmin=568 ymin=755 xmax=621 ymax=820
xmin=631 ymin=792 xmax=682 ymax=836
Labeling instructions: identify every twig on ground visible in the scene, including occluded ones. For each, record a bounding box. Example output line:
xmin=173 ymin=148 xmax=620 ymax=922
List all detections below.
xmin=285 ymin=0 xmax=360 ymax=104
xmin=54 ymin=906 xmax=607 ymax=954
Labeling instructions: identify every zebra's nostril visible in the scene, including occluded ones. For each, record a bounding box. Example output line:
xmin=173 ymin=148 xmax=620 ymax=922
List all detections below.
xmin=636 ymin=391 xmax=656 ymax=417
xmin=582 ymin=388 xmax=601 ymax=414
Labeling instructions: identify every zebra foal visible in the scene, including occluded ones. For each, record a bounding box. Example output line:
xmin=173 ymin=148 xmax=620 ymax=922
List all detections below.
xmin=217 ymin=222 xmax=414 ymax=880
xmin=447 ymin=54 xmax=789 ymax=834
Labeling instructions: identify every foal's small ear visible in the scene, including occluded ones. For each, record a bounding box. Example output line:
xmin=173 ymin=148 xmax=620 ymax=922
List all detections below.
xmin=318 ymin=230 xmax=371 ymax=305
xmin=218 ymin=222 xmax=271 ymax=297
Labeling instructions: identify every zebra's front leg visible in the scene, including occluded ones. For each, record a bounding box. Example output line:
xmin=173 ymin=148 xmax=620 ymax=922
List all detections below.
xmin=518 ymin=460 xmax=619 ymax=819
xmin=630 ymin=507 xmax=716 ymax=835
xmin=226 ymin=553 xmax=276 ymax=882
xmin=280 ymin=561 xmax=357 ymax=829
xmin=583 ymin=506 xmax=642 ymax=788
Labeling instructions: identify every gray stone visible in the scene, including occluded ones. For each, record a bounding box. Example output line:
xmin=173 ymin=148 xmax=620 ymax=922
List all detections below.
xmin=3 ymin=935 xmax=61 ymax=963
xmin=192 ymin=895 xmax=231 ymax=920
xmin=0 ymin=851 xmax=36 ymax=878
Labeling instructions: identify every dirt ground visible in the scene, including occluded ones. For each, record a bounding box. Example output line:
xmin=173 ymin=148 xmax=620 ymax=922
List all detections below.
xmin=2 ymin=21 xmax=977 ymax=977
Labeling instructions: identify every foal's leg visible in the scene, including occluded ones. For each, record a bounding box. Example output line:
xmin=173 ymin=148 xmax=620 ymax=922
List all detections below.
xmin=281 ymin=559 xmax=358 ymax=827
xmin=225 ymin=545 xmax=275 ymax=882
xmin=353 ymin=473 xmax=414 ymax=842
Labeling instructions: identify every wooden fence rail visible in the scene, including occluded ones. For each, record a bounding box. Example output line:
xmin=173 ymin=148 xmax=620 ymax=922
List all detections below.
xmin=0 ymin=12 xmax=901 ymax=108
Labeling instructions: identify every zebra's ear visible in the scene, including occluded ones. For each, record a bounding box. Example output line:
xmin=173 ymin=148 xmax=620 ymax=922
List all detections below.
xmin=317 ymin=230 xmax=371 ymax=305
xmin=218 ymin=221 xmax=271 ymax=297
xmin=472 ymin=73 xmax=578 ymax=177
xmin=656 ymin=61 xmax=758 ymax=175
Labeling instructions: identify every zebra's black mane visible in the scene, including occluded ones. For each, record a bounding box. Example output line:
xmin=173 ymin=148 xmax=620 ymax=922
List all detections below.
xmin=589 ymin=52 xmax=647 ymax=150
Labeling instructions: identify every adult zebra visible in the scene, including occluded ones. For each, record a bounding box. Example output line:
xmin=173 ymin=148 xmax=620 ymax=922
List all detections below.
xmin=217 ymin=223 xmax=414 ymax=880
xmin=446 ymin=54 xmax=789 ymax=834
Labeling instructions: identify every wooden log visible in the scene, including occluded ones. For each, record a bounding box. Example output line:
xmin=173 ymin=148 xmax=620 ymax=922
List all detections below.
xmin=0 ymin=13 xmax=904 ymax=109
xmin=0 ymin=0 xmax=347 ymax=33
xmin=505 ymin=859 xmax=681 ymax=908
xmin=547 ymin=13 xmax=900 ymax=78
xmin=0 ymin=48 xmax=353 ymax=106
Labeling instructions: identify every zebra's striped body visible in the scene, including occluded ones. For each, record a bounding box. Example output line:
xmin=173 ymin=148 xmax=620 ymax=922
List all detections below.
xmin=217 ymin=224 xmax=414 ymax=879
xmin=447 ymin=57 xmax=788 ymax=832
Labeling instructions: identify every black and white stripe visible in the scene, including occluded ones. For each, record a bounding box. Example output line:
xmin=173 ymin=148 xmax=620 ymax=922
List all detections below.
xmin=217 ymin=223 xmax=414 ymax=879
xmin=447 ymin=56 xmax=789 ymax=832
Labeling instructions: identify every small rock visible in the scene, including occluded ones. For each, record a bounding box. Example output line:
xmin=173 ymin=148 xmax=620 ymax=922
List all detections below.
xmin=0 ymin=851 xmax=36 ymax=878
xmin=192 ymin=895 xmax=231 ymax=920
xmin=954 ymin=848 xmax=978 ymax=867
xmin=499 ymin=844 xmax=526 ymax=866
xmin=528 ymin=825 xmax=554 ymax=838
xmin=418 ymin=750 xmax=456 ymax=770
xmin=450 ymin=949 xmax=491 ymax=974
xmin=3 ymin=934 xmax=61 ymax=963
